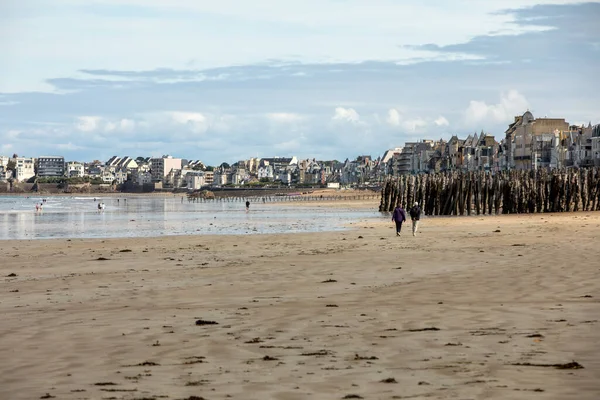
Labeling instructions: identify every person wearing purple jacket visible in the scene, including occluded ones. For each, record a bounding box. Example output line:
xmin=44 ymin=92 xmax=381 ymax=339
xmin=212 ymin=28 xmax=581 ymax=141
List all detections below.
xmin=392 ymin=204 xmax=407 ymax=236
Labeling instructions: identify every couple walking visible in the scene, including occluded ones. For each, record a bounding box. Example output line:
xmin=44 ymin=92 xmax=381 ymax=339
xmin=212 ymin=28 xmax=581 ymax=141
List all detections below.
xmin=392 ymin=202 xmax=421 ymax=237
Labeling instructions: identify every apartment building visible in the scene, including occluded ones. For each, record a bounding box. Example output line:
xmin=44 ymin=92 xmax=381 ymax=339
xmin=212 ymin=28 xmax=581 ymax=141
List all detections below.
xmin=150 ymin=156 xmax=182 ymax=183
xmin=66 ymin=161 xmax=85 ymax=178
xmin=185 ymin=171 xmax=206 ymax=190
xmin=14 ymin=157 xmax=35 ymax=181
xmin=37 ymin=156 xmax=65 ymax=177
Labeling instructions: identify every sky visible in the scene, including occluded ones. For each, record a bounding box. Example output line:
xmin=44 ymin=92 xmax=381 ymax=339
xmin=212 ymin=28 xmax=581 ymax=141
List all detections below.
xmin=1 ymin=0 xmax=599 ymax=165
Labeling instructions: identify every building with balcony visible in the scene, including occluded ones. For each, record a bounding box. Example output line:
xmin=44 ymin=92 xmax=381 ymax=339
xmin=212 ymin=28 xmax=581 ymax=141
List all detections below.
xmin=37 ymin=156 xmax=65 ymax=177
xmin=14 ymin=157 xmax=35 ymax=181
xmin=66 ymin=161 xmax=85 ymax=178
xmin=150 ymin=156 xmax=182 ymax=183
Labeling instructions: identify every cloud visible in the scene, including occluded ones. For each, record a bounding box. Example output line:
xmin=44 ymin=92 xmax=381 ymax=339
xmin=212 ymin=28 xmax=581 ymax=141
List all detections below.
xmin=332 ymin=107 xmax=360 ymax=124
xmin=75 ymin=116 xmax=102 ymax=132
xmin=386 ymin=109 xmax=401 ymax=127
xmin=266 ymin=112 xmax=304 ymax=123
xmin=386 ymin=109 xmax=430 ymax=132
xmin=1 ymin=3 xmax=599 ymax=164
xmin=464 ymin=90 xmax=529 ymax=126
xmin=434 ymin=116 xmax=450 ymax=127
xmin=167 ymin=111 xmax=209 ymax=133
xmin=105 ymin=118 xmax=136 ymax=132
xmin=56 ymin=142 xmax=86 ymax=151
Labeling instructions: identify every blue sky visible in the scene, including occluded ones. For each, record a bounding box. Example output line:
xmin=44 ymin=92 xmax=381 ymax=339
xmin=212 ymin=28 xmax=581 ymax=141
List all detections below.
xmin=1 ymin=0 xmax=599 ymax=165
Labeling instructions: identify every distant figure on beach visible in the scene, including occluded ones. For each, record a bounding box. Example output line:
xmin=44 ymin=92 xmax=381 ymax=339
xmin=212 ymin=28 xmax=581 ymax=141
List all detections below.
xmin=392 ymin=204 xmax=406 ymax=237
xmin=246 ymin=200 xmax=250 ymax=212
xmin=410 ymin=202 xmax=422 ymax=237
xmin=35 ymin=203 xmax=40 ymax=212
xmin=117 ymin=199 xmax=120 ymax=204
xmin=98 ymin=202 xmax=102 ymax=211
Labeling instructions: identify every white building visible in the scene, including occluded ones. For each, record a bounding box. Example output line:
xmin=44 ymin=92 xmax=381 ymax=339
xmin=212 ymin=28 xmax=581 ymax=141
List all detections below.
xmin=66 ymin=161 xmax=85 ymax=178
xmin=150 ymin=156 xmax=182 ymax=183
xmin=15 ymin=157 xmax=35 ymax=181
xmin=185 ymin=171 xmax=206 ymax=190
xmin=257 ymin=165 xmax=274 ymax=180
xmin=114 ymin=168 xmax=129 ymax=184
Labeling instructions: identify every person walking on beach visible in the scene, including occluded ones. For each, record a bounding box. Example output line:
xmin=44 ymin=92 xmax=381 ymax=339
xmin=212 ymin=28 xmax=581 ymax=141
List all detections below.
xmin=392 ymin=204 xmax=406 ymax=236
xmin=246 ymin=200 xmax=250 ymax=212
xmin=409 ymin=201 xmax=422 ymax=236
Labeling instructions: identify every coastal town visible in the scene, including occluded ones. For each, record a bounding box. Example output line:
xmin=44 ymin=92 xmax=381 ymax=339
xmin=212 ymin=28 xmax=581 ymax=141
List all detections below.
xmin=2 ymin=111 xmax=599 ymax=193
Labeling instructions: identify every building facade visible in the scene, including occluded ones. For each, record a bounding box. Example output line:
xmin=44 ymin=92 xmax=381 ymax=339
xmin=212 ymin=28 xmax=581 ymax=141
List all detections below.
xmin=150 ymin=156 xmax=182 ymax=183
xmin=37 ymin=156 xmax=65 ymax=177
xmin=15 ymin=157 xmax=36 ymax=181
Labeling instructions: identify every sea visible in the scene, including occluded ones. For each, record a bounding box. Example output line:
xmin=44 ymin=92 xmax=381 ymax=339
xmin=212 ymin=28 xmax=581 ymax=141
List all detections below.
xmin=0 ymin=195 xmax=381 ymax=240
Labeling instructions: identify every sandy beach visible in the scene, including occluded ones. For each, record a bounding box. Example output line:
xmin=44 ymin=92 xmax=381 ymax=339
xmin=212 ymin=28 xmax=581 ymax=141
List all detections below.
xmin=1 ymin=207 xmax=599 ymax=399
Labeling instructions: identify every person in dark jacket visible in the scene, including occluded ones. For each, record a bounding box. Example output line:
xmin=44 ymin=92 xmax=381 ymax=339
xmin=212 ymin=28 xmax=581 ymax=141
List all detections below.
xmin=392 ymin=204 xmax=406 ymax=236
xmin=409 ymin=202 xmax=422 ymax=236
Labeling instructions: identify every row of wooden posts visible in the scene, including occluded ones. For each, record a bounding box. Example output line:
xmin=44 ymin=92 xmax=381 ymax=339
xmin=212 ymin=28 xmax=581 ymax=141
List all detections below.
xmin=379 ymin=168 xmax=600 ymax=215
xmin=188 ymin=194 xmax=379 ymax=203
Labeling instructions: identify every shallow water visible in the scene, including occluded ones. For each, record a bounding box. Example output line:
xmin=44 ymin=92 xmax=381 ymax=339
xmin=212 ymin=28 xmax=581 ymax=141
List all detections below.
xmin=0 ymin=196 xmax=380 ymax=240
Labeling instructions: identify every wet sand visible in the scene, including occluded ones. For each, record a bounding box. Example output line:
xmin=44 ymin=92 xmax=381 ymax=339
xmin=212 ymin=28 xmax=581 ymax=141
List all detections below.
xmin=1 ymin=211 xmax=599 ymax=400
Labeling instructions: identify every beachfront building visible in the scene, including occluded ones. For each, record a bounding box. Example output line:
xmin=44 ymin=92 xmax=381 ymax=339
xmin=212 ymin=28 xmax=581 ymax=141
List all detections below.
xmin=106 ymin=156 xmax=138 ymax=170
xmin=257 ymin=164 xmax=274 ymax=180
xmin=150 ymin=156 xmax=182 ymax=184
xmin=185 ymin=170 xmax=206 ymax=190
xmin=131 ymin=169 xmax=152 ymax=187
xmin=504 ymin=111 xmax=569 ymax=170
xmin=14 ymin=157 xmax=36 ymax=182
xmin=37 ymin=156 xmax=65 ymax=177
xmin=204 ymin=171 xmax=214 ymax=186
xmin=0 ymin=156 xmax=9 ymax=169
xmin=66 ymin=161 xmax=85 ymax=178
xmin=114 ymin=168 xmax=129 ymax=184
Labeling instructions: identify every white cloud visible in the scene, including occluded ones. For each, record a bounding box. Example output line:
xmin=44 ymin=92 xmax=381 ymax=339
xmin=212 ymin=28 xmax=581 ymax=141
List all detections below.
xmin=105 ymin=118 xmax=136 ymax=132
xmin=386 ymin=109 xmax=402 ymax=127
xmin=385 ymin=109 xmax=429 ymax=132
xmin=434 ymin=116 xmax=450 ymax=127
xmin=403 ymin=118 xmax=428 ymax=132
xmin=6 ymin=130 xmax=22 ymax=140
xmin=56 ymin=142 xmax=85 ymax=151
xmin=75 ymin=116 xmax=102 ymax=132
xmin=168 ymin=111 xmax=209 ymax=134
xmin=266 ymin=113 xmax=304 ymax=123
xmin=464 ymin=89 xmax=529 ymax=126
xmin=332 ymin=107 xmax=360 ymax=123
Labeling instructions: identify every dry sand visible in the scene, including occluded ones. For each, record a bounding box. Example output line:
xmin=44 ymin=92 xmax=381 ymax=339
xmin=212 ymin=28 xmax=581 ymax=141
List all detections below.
xmin=1 ymin=209 xmax=599 ymax=400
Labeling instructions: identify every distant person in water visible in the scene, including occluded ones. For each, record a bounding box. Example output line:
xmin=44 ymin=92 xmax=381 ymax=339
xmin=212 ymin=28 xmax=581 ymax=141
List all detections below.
xmin=392 ymin=204 xmax=406 ymax=237
xmin=246 ymin=200 xmax=250 ymax=212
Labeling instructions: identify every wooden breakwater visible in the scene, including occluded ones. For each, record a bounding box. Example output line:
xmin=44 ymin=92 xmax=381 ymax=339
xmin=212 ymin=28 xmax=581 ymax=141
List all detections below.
xmin=187 ymin=192 xmax=379 ymax=203
xmin=379 ymin=168 xmax=600 ymax=215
